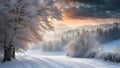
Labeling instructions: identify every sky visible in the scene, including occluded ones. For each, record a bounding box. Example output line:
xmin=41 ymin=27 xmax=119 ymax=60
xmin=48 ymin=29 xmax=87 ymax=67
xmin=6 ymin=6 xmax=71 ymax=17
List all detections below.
xmin=56 ymin=0 xmax=120 ymax=25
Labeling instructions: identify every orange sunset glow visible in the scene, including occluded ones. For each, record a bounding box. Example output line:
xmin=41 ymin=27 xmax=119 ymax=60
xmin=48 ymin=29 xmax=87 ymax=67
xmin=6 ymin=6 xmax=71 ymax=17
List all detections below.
xmin=55 ymin=0 xmax=120 ymax=27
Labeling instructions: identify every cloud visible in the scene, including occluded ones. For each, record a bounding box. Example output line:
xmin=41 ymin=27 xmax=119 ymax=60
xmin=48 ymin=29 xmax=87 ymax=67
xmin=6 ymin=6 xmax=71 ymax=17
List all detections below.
xmin=63 ymin=0 xmax=105 ymax=5
xmin=62 ymin=0 xmax=120 ymax=19
xmin=75 ymin=0 xmax=120 ymax=11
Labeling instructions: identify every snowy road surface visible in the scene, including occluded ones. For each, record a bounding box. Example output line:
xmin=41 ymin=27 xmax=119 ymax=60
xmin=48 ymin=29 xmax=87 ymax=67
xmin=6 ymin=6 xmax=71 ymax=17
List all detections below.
xmin=0 ymin=55 xmax=120 ymax=68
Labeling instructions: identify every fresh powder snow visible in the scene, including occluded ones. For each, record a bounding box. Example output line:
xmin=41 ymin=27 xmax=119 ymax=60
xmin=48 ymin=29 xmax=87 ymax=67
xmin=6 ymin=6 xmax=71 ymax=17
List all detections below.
xmin=0 ymin=52 xmax=120 ymax=68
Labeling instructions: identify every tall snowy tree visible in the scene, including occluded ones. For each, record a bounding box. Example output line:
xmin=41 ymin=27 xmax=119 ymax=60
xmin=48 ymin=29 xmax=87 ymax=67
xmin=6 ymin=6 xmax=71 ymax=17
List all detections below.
xmin=65 ymin=30 xmax=98 ymax=57
xmin=0 ymin=0 xmax=61 ymax=62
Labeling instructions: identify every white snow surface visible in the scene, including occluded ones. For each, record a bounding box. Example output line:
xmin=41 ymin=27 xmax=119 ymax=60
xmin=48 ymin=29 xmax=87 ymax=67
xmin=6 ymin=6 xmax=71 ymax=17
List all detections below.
xmin=0 ymin=51 xmax=120 ymax=68
xmin=1 ymin=39 xmax=120 ymax=68
xmin=97 ymin=39 xmax=120 ymax=53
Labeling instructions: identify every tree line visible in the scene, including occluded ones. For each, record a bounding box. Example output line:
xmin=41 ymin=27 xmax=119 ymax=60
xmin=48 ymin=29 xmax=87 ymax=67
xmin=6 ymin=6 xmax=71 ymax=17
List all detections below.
xmin=66 ymin=22 xmax=120 ymax=57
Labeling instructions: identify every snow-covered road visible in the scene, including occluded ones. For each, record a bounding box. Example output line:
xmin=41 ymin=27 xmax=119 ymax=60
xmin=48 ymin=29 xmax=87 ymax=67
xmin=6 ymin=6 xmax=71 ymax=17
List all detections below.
xmin=0 ymin=55 xmax=120 ymax=68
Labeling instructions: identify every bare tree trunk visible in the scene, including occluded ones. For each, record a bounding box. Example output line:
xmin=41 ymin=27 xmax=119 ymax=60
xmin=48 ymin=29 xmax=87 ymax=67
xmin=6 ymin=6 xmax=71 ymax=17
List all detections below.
xmin=3 ymin=33 xmax=12 ymax=62
xmin=12 ymin=47 xmax=15 ymax=58
xmin=3 ymin=46 xmax=11 ymax=62
xmin=10 ymin=45 xmax=15 ymax=58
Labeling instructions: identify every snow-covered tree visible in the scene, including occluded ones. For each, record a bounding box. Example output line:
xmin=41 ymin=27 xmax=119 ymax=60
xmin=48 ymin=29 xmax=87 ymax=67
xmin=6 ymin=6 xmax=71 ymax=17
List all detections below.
xmin=65 ymin=30 xmax=98 ymax=57
xmin=0 ymin=0 xmax=61 ymax=62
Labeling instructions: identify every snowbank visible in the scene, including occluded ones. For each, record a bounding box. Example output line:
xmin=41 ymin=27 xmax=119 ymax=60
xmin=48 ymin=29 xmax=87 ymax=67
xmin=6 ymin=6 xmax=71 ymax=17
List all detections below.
xmin=0 ymin=55 xmax=120 ymax=68
xmin=87 ymin=39 xmax=120 ymax=62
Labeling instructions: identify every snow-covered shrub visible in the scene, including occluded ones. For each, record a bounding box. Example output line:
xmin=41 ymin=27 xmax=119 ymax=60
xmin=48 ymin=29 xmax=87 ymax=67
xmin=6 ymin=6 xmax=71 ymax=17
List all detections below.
xmin=97 ymin=53 xmax=120 ymax=63
xmin=89 ymin=45 xmax=120 ymax=63
xmin=65 ymin=30 xmax=99 ymax=57
xmin=85 ymin=51 xmax=96 ymax=58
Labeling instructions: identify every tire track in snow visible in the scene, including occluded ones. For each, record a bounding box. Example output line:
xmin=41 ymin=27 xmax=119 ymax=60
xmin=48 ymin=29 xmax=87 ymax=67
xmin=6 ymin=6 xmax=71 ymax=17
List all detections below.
xmin=42 ymin=57 xmax=72 ymax=68
xmin=61 ymin=59 xmax=95 ymax=68
xmin=17 ymin=56 xmax=94 ymax=68
xmin=43 ymin=57 xmax=94 ymax=68
xmin=17 ymin=57 xmax=37 ymax=68
xmin=29 ymin=56 xmax=58 ymax=68
xmin=18 ymin=56 xmax=66 ymax=68
xmin=75 ymin=61 xmax=96 ymax=68
xmin=17 ymin=56 xmax=53 ymax=68
xmin=66 ymin=60 xmax=95 ymax=68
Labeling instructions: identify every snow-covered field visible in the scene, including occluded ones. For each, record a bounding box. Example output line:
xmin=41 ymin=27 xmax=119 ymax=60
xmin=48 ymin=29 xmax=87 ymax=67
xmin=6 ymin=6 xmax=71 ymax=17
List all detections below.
xmin=0 ymin=53 xmax=120 ymax=68
xmin=1 ymin=39 xmax=120 ymax=68
xmin=97 ymin=39 xmax=120 ymax=53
